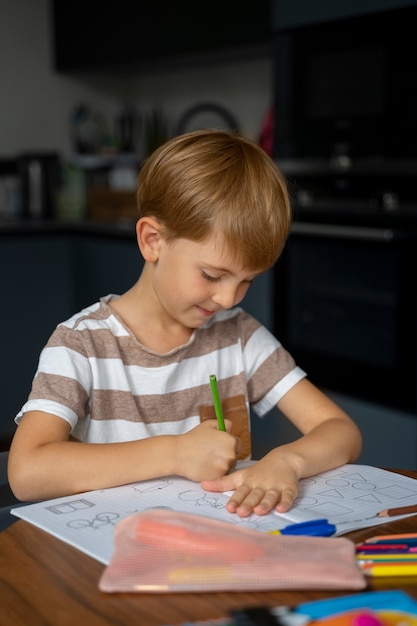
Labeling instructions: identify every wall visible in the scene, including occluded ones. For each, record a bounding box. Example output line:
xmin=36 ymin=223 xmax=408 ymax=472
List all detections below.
xmin=0 ymin=2 xmax=122 ymax=157
xmin=0 ymin=0 xmax=273 ymax=159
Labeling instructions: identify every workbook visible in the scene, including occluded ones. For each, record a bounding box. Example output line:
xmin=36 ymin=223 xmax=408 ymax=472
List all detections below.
xmin=11 ymin=464 xmax=417 ymax=565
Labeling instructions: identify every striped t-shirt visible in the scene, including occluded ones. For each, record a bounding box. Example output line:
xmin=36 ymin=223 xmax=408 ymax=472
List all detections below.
xmin=16 ymin=295 xmax=306 ymax=459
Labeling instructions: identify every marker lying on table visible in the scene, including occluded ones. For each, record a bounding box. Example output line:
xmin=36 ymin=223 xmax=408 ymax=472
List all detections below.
xmin=269 ymin=518 xmax=337 ymax=537
xmin=209 ymin=374 xmax=226 ymax=431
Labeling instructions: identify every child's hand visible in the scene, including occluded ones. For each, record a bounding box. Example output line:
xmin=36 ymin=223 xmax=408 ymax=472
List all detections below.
xmin=176 ymin=419 xmax=238 ymax=482
xmin=201 ymin=451 xmax=300 ymax=517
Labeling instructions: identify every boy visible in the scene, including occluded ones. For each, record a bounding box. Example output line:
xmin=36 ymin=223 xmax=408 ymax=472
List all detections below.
xmin=8 ymin=130 xmax=362 ymax=518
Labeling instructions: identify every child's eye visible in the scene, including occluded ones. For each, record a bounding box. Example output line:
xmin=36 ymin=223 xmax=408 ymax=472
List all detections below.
xmin=202 ymin=272 xmax=221 ymax=282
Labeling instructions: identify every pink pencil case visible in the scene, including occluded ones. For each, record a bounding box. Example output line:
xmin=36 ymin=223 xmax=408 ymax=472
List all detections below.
xmin=99 ymin=510 xmax=366 ymax=593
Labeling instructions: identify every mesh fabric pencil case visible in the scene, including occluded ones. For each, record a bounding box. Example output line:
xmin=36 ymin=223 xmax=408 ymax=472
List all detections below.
xmin=99 ymin=509 xmax=366 ymax=593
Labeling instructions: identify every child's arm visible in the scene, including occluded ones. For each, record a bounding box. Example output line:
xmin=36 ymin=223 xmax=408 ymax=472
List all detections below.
xmin=202 ymin=378 xmax=363 ymax=517
xmin=7 ymin=412 xmax=238 ymax=502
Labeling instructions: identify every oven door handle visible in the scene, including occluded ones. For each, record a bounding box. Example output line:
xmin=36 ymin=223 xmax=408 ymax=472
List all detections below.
xmin=291 ymin=222 xmax=395 ymax=242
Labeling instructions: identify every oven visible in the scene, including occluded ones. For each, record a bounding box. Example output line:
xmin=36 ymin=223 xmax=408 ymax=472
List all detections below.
xmin=273 ymin=162 xmax=417 ymax=414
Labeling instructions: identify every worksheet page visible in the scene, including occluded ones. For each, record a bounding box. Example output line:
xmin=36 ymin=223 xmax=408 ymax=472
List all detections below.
xmin=11 ymin=464 xmax=417 ymax=565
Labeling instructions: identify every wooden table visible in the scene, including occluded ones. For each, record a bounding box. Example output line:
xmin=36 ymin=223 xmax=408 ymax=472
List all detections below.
xmin=1 ymin=470 xmax=417 ymax=626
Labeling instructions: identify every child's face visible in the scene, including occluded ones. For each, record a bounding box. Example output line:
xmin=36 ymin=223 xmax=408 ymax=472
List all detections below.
xmin=151 ymin=234 xmax=260 ymax=329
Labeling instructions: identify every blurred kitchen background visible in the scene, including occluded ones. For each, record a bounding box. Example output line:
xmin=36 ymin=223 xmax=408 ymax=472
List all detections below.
xmin=0 ymin=0 xmax=274 ymax=222
xmin=1 ymin=0 xmax=416 ymax=470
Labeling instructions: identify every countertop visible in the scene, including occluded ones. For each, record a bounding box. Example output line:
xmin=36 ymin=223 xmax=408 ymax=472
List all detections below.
xmin=3 ymin=204 xmax=417 ymax=241
xmin=0 ymin=218 xmax=138 ymax=239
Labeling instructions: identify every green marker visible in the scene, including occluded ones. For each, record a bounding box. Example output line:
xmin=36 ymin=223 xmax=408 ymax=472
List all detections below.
xmin=209 ymin=374 xmax=226 ymax=431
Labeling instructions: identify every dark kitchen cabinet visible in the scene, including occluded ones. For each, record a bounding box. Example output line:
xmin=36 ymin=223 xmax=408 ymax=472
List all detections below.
xmin=0 ymin=227 xmax=142 ymax=450
xmin=71 ymin=233 xmax=143 ymax=309
xmin=50 ymin=0 xmax=274 ymax=72
xmin=272 ymin=0 xmax=417 ymax=30
xmin=0 ymin=234 xmax=74 ymax=449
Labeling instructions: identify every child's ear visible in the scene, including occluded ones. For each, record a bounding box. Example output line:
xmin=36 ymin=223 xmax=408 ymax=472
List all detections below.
xmin=136 ymin=217 xmax=162 ymax=262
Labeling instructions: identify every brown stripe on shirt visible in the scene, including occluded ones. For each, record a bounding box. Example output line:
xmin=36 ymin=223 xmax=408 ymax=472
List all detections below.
xmin=90 ymin=373 xmax=249 ymax=425
xmin=248 ymin=346 xmax=296 ymax=404
xmin=29 ymin=372 xmax=90 ymax=420
xmin=46 ymin=309 xmax=260 ymax=366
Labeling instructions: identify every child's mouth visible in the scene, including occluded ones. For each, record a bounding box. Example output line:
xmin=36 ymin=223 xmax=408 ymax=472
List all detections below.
xmin=196 ymin=305 xmax=216 ymax=317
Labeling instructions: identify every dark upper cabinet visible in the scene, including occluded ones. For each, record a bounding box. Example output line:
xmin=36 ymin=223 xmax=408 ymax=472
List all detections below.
xmin=272 ymin=0 xmax=417 ymax=30
xmin=50 ymin=1 xmax=274 ymax=72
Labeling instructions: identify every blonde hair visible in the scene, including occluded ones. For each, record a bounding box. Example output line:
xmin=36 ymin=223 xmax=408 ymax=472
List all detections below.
xmin=137 ymin=130 xmax=291 ymax=272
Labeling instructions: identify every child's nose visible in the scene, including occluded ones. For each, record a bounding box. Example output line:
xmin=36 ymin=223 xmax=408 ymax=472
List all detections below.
xmin=212 ymin=284 xmax=239 ymax=309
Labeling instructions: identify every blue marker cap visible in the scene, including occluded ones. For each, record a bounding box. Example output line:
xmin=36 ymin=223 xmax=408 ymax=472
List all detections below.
xmin=279 ymin=518 xmax=336 ymax=537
